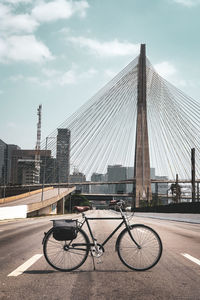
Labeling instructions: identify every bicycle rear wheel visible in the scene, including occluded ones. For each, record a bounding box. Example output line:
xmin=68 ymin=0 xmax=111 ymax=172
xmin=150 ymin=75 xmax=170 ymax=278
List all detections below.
xmin=43 ymin=227 xmax=90 ymax=272
xmin=116 ymin=224 xmax=162 ymax=271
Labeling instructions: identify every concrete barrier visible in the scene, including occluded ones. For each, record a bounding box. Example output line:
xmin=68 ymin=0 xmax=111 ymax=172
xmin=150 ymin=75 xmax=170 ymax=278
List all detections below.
xmin=0 ymin=186 xmax=76 ymax=219
xmin=27 ymin=187 xmax=76 ymax=214
xmin=0 ymin=205 xmax=27 ymax=220
xmin=0 ymin=187 xmax=53 ymax=204
xmin=134 ymin=202 xmax=200 ymax=213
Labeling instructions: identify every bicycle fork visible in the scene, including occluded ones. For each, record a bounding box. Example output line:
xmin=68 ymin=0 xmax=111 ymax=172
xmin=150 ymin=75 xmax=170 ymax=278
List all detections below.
xmin=127 ymin=225 xmax=141 ymax=249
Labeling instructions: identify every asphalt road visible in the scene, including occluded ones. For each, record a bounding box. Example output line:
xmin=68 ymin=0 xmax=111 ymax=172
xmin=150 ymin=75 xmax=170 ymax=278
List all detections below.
xmin=0 ymin=210 xmax=200 ymax=300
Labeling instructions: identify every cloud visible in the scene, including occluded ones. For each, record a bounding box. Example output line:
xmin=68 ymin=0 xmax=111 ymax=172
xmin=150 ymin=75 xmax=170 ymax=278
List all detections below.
xmin=79 ymin=68 xmax=98 ymax=79
xmin=0 ymin=3 xmax=10 ymax=17
xmin=0 ymin=35 xmax=53 ymax=63
xmin=104 ymin=69 xmax=117 ymax=78
xmin=32 ymin=0 xmax=89 ymax=22
xmin=154 ymin=61 xmax=198 ymax=90
xmin=9 ymin=66 xmax=98 ymax=86
xmin=59 ymin=67 xmax=98 ymax=85
xmin=60 ymin=70 xmax=77 ymax=85
xmin=9 ymin=74 xmax=25 ymax=81
xmin=67 ymin=36 xmax=140 ymax=57
xmin=0 ymin=3 xmax=38 ymax=34
xmin=1 ymin=14 xmax=38 ymax=34
xmin=0 ymin=1 xmax=90 ymax=64
xmin=42 ymin=68 xmax=61 ymax=77
xmin=0 ymin=3 xmax=52 ymax=63
xmin=3 ymin=0 xmax=32 ymax=4
xmin=59 ymin=27 xmax=71 ymax=34
xmin=154 ymin=61 xmax=177 ymax=79
xmin=9 ymin=73 xmax=51 ymax=86
xmin=173 ymin=0 xmax=200 ymax=6
xmin=6 ymin=122 xmax=17 ymax=129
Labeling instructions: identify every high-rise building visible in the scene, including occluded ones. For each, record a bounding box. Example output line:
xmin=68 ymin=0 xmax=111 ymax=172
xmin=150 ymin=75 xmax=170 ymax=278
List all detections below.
xmin=0 ymin=139 xmax=7 ymax=185
xmin=126 ymin=167 xmax=134 ymax=193
xmin=6 ymin=144 xmax=20 ymax=184
xmin=56 ymin=128 xmax=70 ymax=183
xmin=17 ymin=159 xmax=39 ymax=185
xmin=91 ymin=173 xmax=106 ymax=182
xmin=0 ymin=139 xmax=20 ymax=185
xmin=43 ymin=157 xmax=58 ymax=184
xmin=107 ymin=165 xmax=127 ymax=194
xmin=69 ymin=171 xmax=86 ymax=183
xmin=69 ymin=170 xmax=89 ymax=193
xmin=90 ymin=172 xmax=108 ymax=194
xmin=11 ymin=149 xmax=51 ymax=185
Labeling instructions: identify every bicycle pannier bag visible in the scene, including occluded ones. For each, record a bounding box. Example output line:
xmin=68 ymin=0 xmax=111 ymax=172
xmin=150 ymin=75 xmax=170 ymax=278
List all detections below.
xmin=52 ymin=219 xmax=77 ymax=241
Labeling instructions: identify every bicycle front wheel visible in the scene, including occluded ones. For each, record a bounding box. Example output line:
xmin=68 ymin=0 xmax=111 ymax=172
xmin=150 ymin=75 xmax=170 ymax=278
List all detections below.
xmin=116 ymin=224 xmax=162 ymax=271
xmin=43 ymin=227 xmax=90 ymax=272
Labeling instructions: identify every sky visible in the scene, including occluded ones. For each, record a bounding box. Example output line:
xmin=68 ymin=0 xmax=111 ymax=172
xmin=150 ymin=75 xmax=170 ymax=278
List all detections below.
xmin=1 ymin=0 xmax=200 ymax=150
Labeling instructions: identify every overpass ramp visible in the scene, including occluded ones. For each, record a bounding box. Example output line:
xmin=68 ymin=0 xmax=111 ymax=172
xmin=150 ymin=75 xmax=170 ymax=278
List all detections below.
xmin=0 ymin=187 xmax=75 ymax=220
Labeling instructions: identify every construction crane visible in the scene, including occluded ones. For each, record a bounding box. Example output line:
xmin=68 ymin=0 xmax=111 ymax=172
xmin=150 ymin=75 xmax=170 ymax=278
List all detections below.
xmin=35 ymin=104 xmax=42 ymax=183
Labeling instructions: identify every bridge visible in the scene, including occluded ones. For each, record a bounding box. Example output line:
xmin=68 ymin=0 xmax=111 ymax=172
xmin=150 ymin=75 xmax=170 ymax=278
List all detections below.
xmin=2 ymin=44 xmax=200 ymax=216
xmin=39 ymin=44 xmax=200 ymax=207
xmin=0 ymin=186 xmax=75 ymax=220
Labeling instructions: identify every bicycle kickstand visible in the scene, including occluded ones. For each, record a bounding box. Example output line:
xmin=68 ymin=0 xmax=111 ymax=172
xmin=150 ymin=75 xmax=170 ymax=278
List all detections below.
xmin=91 ymin=251 xmax=96 ymax=271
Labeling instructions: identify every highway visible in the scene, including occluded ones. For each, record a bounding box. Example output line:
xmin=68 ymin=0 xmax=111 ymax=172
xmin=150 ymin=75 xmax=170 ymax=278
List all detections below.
xmin=0 ymin=210 xmax=200 ymax=300
xmin=0 ymin=188 xmax=70 ymax=207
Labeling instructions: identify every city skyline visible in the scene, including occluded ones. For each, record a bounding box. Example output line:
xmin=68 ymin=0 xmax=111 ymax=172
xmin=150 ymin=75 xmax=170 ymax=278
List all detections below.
xmin=1 ymin=0 xmax=200 ymax=149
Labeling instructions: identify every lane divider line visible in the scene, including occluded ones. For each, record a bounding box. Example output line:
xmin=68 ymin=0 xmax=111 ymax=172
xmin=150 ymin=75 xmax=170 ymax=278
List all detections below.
xmin=181 ymin=253 xmax=200 ymax=266
xmin=8 ymin=254 xmax=43 ymax=277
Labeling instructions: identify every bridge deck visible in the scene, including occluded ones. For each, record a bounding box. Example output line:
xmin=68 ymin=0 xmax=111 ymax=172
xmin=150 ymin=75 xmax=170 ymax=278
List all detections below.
xmin=0 ymin=187 xmax=75 ymax=213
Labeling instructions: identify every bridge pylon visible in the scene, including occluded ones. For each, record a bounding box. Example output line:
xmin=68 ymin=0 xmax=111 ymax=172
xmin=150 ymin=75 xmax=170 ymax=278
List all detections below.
xmin=134 ymin=44 xmax=152 ymax=207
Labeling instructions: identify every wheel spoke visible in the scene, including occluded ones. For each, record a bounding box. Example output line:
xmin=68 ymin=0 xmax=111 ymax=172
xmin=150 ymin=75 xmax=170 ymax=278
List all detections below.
xmin=117 ymin=225 xmax=162 ymax=271
xmin=43 ymin=228 xmax=89 ymax=271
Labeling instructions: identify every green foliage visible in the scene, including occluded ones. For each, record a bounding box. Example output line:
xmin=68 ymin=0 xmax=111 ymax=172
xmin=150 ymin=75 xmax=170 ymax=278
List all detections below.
xmin=139 ymin=200 xmax=149 ymax=208
xmin=65 ymin=193 xmax=90 ymax=212
xmin=150 ymin=194 xmax=162 ymax=207
xmin=139 ymin=195 xmax=162 ymax=208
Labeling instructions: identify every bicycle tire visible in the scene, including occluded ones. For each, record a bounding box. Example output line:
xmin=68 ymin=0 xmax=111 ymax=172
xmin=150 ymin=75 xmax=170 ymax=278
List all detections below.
xmin=43 ymin=227 xmax=90 ymax=272
xmin=116 ymin=224 xmax=162 ymax=271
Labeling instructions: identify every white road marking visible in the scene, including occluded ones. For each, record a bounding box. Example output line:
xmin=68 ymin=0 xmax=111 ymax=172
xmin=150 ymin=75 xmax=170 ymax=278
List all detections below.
xmin=8 ymin=254 xmax=43 ymax=277
xmin=181 ymin=253 xmax=200 ymax=266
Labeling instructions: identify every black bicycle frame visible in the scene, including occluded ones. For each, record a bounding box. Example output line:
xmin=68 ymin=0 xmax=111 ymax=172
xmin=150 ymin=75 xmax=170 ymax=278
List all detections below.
xmin=79 ymin=214 xmax=140 ymax=248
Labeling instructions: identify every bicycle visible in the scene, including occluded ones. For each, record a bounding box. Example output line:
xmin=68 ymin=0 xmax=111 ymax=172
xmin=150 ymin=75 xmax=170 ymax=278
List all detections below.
xmin=42 ymin=200 xmax=163 ymax=272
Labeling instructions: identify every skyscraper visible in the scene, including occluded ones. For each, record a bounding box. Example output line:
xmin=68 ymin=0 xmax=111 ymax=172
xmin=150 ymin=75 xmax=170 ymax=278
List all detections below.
xmin=0 ymin=139 xmax=7 ymax=185
xmin=107 ymin=165 xmax=127 ymax=194
xmin=11 ymin=149 xmax=51 ymax=185
xmin=56 ymin=128 xmax=71 ymax=183
xmin=0 ymin=139 xmax=20 ymax=185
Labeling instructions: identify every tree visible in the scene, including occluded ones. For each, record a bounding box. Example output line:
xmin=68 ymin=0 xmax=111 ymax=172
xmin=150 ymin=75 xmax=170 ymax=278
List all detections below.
xmin=65 ymin=193 xmax=90 ymax=212
xmin=170 ymin=183 xmax=181 ymax=203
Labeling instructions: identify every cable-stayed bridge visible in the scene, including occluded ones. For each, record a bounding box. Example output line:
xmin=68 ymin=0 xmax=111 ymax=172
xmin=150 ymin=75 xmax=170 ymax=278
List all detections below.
xmin=42 ymin=44 xmax=200 ymax=207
